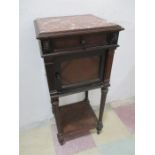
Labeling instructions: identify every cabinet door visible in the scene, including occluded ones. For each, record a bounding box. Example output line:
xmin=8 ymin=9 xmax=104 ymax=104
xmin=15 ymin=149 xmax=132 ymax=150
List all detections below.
xmin=45 ymin=53 xmax=106 ymax=94
xmin=59 ymin=53 xmax=106 ymax=90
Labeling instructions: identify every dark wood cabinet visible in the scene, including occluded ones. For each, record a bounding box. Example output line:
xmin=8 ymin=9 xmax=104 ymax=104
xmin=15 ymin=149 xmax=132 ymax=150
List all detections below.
xmin=34 ymin=14 xmax=124 ymax=145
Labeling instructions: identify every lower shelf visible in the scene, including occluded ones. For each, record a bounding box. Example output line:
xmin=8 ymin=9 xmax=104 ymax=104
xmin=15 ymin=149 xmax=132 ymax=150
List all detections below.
xmin=59 ymin=100 xmax=98 ymax=137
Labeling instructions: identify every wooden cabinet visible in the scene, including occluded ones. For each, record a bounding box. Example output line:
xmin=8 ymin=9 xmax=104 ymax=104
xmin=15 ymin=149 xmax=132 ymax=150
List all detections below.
xmin=34 ymin=14 xmax=124 ymax=145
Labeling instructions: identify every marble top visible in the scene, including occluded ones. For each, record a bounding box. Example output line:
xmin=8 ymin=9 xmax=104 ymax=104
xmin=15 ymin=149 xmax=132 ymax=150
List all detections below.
xmin=34 ymin=14 xmax=123 ymax=38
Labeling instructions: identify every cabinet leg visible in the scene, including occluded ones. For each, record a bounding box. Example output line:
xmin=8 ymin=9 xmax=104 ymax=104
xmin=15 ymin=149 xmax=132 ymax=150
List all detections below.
xmin=51 ymin=97 xmax=65 ymax=145
xmin=97 ymin=87 xmax=108 ymax=134
xmin=84 ymin=91 xmax=89 ymax=102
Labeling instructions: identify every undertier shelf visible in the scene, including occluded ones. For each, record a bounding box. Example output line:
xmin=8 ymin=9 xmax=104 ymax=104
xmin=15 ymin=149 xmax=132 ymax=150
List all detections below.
xmin=59 ymin=100 xmax=98 ymax=137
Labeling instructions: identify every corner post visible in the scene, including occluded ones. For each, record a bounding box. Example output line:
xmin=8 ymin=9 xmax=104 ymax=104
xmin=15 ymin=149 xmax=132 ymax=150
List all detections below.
xmin=96 ymin=49 xmax=115 ymax=134
xmin=51 ymin=96 xmax=64 ymax=145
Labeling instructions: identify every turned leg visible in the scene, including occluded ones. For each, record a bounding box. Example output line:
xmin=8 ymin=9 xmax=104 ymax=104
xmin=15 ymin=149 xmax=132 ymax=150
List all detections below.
xmin=51 ymin=97 xmax=65 ymax=145
xmin=84 ymin=91 xmax=89 ymax=102
xmin=97 ymin=87 xmax=108 ymax=134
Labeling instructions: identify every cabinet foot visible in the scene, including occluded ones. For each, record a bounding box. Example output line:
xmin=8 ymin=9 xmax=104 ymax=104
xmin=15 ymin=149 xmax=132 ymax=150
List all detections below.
xmin=96 ymin=121 xmax=103 ymax=134
xmin=57 ymin=134 xmax=65 ymax=145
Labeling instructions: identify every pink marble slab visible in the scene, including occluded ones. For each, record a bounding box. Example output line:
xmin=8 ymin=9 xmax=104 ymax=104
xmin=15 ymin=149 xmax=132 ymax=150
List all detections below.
xmin=114 ymin=104 xmax=135 ymax=133
xmin=51 ymin=125 xmax=96 ymax=155
xmin=34 ymin=14 xmax=123 ymax=38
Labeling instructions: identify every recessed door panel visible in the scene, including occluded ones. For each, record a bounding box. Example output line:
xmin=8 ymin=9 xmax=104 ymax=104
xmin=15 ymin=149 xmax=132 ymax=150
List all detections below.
xmin=60 ymin=56 xmax=100 ymax=86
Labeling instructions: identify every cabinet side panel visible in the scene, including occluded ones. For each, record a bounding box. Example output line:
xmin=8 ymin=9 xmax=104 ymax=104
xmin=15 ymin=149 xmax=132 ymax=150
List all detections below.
xmin=103 ymin=49 xmax=115 ymax=85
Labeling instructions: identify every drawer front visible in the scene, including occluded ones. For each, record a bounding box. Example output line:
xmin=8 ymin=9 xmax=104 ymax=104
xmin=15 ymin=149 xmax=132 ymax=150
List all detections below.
xmin=41 ymin=32 xmax=118 ymax=54
xmin=53 ymin=33 xmax=107 ymax=51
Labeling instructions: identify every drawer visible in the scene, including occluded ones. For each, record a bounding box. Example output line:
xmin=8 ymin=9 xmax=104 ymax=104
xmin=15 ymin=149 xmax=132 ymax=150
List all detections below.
xmin=41 ymin=32 xmax=118 ymax=54
xmin=53 ymin=33 xmax=107 ymax=51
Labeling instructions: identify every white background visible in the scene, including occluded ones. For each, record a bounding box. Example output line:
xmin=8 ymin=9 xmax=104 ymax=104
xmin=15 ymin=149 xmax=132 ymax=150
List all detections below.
xmin=19 ymin=0 xmax=135 ymax=129
xmin=0 ymin=0 xmax=155 ymax=155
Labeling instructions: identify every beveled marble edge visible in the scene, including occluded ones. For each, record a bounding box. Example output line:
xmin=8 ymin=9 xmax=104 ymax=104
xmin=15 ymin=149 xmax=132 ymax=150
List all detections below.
xmin=34 ymin=25 xmax=124 ymax=39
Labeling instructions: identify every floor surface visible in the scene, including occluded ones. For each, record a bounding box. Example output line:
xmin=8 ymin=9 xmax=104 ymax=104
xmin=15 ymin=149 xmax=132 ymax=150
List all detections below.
xmin=20 ymin=102 xmax=135 ymax=155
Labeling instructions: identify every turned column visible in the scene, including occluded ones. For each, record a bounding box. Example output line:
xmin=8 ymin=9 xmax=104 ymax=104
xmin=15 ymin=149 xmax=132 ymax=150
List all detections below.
xmin=97 ymin=87 xmax=108 ymax=134
xmin=97 ymin=49 xmax=115 ymax=134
